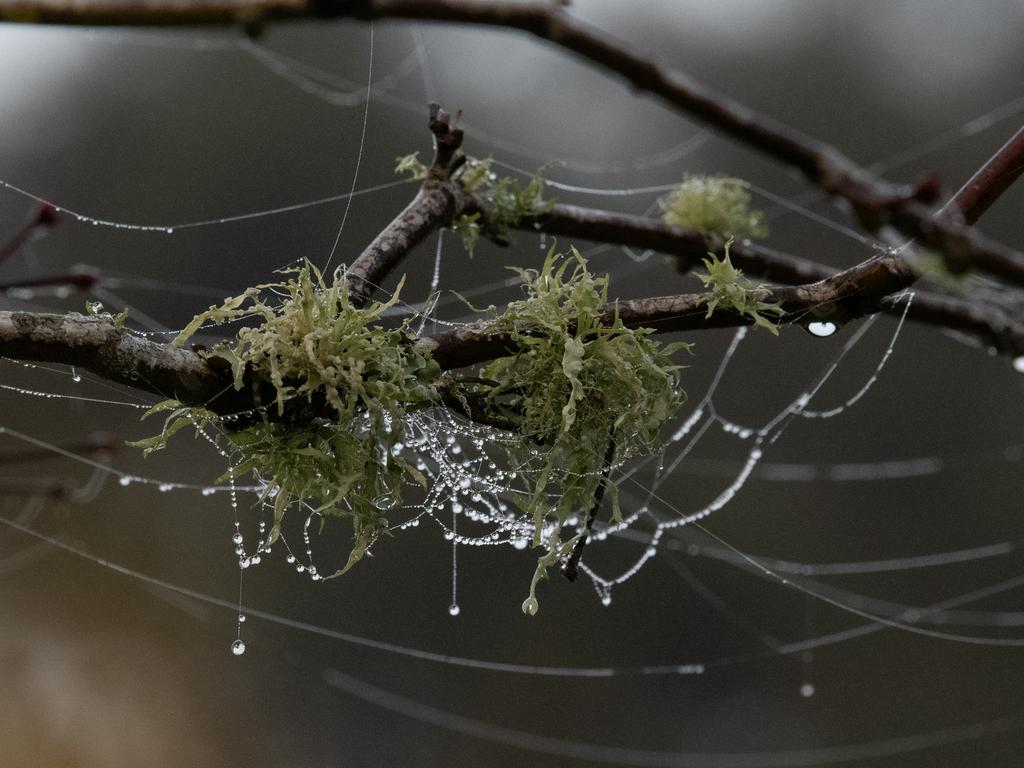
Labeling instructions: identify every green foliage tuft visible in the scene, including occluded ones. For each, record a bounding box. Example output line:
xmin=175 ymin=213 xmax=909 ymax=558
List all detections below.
xmin=659 ymin=174 xmax=767 ymax=243
xmin=133 ymin=252 xmax=687 ymax=602
xmin=471 ymin=248 xmax=688 ymax=610
xmin=452 ymin=157 xmax=554 ymax=254
xmin=394 ymin=152 xmax=428 ymax=182
xmin=697 ymin=240 xmax=784 ymax=334
xmin=141 ymin=261 xmax=440 ymax=575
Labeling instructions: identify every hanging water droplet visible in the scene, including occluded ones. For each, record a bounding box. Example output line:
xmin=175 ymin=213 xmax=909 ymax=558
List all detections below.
xmin=805 ymin=321 xmax=838 ymax=338
xmin=118 ymin=476 xmax=132 ymax=486
xmin=448 ymin=603 xmax=461 ymax=616
xmin=230 ymin=639 xmax=246 ymax=656
xmin=286 ymin=554 xmax=296 ymax=564
xmin=164 ymin=227 xmax=175 ymax=234
xmin=231 ymin=532 xmax=243 ymax=545
xmin=71 ymin=367 xmax=81 ymax=383
xmin=521 ymin=596 xmax=539 ymax=616
xmin=238 ymin=614 xmax=246 ymax=623
xmin=1013 ymin=356 xmax=1024 ymax=374
xmin=800 ymin=683 xmax=815 ymax=697
xmin=158 ymin=483 xmax=173 ymax=492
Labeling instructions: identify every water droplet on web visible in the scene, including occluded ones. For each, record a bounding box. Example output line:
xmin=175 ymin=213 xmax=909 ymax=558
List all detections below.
xmin=448 ymin=603 xmax=460 ymax=616
xmin=158 ymin=483 xmax=173 ymax=492
xmin=1013 ymin=356 xmax=1024 ymax=374
xmin=805 ymin=321 xmax=838 ymax=338
xmin=118 ymin=476 xmax=132 ymax=486
xmin=800 ymin=683 xmax=815 ymax=697
xmin=230 ymin=639 xmax=246 ymax=656
xmin=238 ymin=614 xmax=246 ymax=623
xmin=232 ymin=532 xmax=243 ymax=545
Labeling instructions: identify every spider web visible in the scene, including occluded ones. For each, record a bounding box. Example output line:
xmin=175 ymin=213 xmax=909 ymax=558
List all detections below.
xmin=0 ymin=12 xmax=1022 ymax=768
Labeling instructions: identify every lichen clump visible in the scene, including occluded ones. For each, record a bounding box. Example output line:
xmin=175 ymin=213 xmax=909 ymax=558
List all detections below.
xmin=133 ymin=252 xmax=687 ymax=603
xmin=136 ymin=262 xmax=439 ymax=576
xmin=395 ymin=152 xmax=553 ymax=255
xmin=470 ymin=248 xmax=688 ymax=610
xmin=696 ymin=241 xmax=784 ymax=334
xmin=659 ymin=174 xmax=767 ymax=243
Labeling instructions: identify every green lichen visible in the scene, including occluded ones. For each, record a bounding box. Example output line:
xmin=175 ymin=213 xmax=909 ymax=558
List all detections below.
xmin=134 ymin=261 xmax=439 ymax=575
xmin=909 ymin=249 xmax=977 ymax=296
xmin=394 ymin=152 xmax=428 ymax=182
xmin=697 ymin=240 xmax=784 ymax=334
xmin=470 ymin=248 xmax=688 ymax=611
xmin=395 ymin=151 xmax=553 ymax=255
xmin=659 ymin=174 xmax=767 ymax=244
xmin=132 ymin=251 xmax=687 ymax=603
xmin=454 ymin=157 xmax=552 ymax=253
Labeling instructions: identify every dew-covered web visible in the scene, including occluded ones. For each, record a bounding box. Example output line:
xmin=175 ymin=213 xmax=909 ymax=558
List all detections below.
xmin=1 ymin=17 xmax=1023 ymax=768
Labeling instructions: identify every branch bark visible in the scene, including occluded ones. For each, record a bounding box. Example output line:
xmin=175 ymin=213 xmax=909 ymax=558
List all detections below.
xmin=6 ymin=0 xmax=1024 ymax=285
xmin=345 ymin=103 xmax=467 ymax=306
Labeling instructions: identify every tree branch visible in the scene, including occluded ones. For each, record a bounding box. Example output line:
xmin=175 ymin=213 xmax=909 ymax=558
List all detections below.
xmin=941 ymin=126 xmax=1024 ymax=226
xmin=345 ymin=103 xmax=467 ymax=306
xmin=7 ymin=0 xmax=1024 ymax=284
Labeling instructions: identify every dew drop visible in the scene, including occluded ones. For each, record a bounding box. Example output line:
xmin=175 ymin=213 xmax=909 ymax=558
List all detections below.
xmin=238 ymin=614 xmax=246 ymax=623
xmin=230 ymin=639 xmax=246 ymax=656
xmin=231 ymin=532 xmax=243 ymax=545
xmin=448 ymin=603 xmax=461 ymax=616
xmin=1013 ymin=356 xmax=1024 ymax=374
xmin=521 ymin=596 xmax=539 ymax=616
xmin=800 ymin=683 xmax=815 ymax=698
xmin=158 ymin=483 xmax=173 ymax=492
xmin=805 ymin=321 xmax=838 ymax=338
xmin=118 ymin=476 xmax=132 ymax=486
xmin=286 ymin=554 xmax=296 ymax=564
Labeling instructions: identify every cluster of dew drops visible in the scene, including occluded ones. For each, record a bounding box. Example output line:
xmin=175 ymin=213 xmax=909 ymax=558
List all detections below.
xmin=216 ymin=408 xmax=606 ymax=655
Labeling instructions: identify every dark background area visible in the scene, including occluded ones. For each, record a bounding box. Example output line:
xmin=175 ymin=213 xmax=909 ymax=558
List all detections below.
xmin=0 ymin=2 xmax=1022 ymax=766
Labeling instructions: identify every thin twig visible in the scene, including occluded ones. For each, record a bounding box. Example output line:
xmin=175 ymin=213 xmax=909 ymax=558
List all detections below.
xmin=346 ymin=103 xmax=467 ymax=306
xmin=7 ymin=1 xmax=1024 ymax=284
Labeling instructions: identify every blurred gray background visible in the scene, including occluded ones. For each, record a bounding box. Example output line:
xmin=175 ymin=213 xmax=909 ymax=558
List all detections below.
xmin=0 ymin=1 xmax=1023 ymax=766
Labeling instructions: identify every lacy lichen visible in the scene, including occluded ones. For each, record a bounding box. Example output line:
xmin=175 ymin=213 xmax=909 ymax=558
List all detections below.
xmin=132 ymin=252 xmax=686 ymax=604
xmin=135 ymin=261 xmax=439 ymax=575
xmin=395 ymin=151 xmax=553 ymax=255
xmin=659 ymin=174 xmax=768 ymax=243
xmin=469 ymin=248 xmax=688 ymax=612
xmin=697 ymin=240 xmax=784 ymax=334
